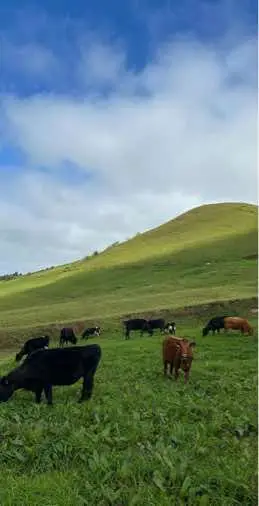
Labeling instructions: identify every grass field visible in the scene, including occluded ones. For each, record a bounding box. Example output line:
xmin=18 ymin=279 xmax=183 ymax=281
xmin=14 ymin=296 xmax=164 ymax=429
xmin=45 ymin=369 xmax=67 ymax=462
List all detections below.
xmin=0 ymin=322 xmax=258 ymax=506
xmin=0 ymin=201 xmax=258 ymax=505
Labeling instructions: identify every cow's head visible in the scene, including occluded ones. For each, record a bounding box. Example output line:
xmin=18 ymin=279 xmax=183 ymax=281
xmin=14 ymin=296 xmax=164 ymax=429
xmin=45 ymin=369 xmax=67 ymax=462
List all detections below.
xmin=202 ymin=326 xmax=209 ymax=336
xmin=0 ymin=376 xmax=15 ymax=402
xmin=180 ymin=340 xmax=196 ymax=372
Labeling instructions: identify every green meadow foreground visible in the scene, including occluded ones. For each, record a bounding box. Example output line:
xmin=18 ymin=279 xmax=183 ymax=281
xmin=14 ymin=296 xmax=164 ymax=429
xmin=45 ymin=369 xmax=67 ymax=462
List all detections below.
xmin=0 ymin=325 xmax=257 ymax=506
xmin=0 ymin=202 xmax=257 ymax=505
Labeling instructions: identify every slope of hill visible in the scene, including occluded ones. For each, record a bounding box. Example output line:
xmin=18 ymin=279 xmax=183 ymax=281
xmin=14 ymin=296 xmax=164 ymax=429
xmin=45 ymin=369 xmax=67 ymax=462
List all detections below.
xmin=0 ymin=202 xmax=257 ymax=339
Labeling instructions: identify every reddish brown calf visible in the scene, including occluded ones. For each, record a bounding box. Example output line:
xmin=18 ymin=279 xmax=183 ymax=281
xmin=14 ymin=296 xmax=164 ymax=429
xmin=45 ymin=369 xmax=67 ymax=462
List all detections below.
xmin=162 ymin=336 xmax=196 ymax=383
xmin=224 ymin=317 xmax=253 ymax=335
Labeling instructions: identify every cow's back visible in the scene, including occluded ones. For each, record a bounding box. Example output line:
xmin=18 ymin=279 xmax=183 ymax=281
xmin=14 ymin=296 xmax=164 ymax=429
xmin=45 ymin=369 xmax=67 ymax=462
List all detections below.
xmin=162 ymin=337 xmax=181 ymax=362
xmin=22 ymin=345 xmax=100 ymax=384
xmin=224 ymin=317 xmax=245 ymax=329
xmin=61 ymin=327 xmax=74 ymax=337
xmin=124 ymin=318 xmax=146 ymax=328
xmin=209 ymin=316 xmax=226 ymax=326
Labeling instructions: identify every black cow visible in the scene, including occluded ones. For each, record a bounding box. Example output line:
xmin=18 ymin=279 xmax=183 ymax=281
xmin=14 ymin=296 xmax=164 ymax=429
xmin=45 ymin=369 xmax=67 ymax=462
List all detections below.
xmin=0 ymin=344 xmax=101 ymax=405
xmin=123 ymin=318 xmax=152 ymax=339
xmin=202 ymin=316 xmax=228 ymax=336
xmin=16 ymin=336 xmax=50 ymax=362
xmin=147 ymin=318 xmax=165 ymax=333
xmin=59 ymin=327 xmax=77 ymax=346
xmin=82 ymin=326 xmax=100 ymax=339
xmin=164 ymin=321 xmax=176 ymax=335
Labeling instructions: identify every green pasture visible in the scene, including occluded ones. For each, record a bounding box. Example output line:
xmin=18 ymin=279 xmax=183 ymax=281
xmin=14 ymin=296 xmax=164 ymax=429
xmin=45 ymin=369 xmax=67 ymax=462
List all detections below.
xmin=0 ymin=202 xmax=257 ymax=505
xmin=0 ymin=320 xmax=257 ymax=506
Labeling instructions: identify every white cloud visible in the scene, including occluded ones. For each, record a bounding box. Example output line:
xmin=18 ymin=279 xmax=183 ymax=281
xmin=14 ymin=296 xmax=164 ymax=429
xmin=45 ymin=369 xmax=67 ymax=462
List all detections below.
xmin=0 ymin=35 xmax=257 ymax=273
xmin=0 ymin=169 xmax=201 ymax=273
xmin=78 ymin=39 xmax=126 ymax=87
xmin=1 ymin=40 xmax=58 ymax=79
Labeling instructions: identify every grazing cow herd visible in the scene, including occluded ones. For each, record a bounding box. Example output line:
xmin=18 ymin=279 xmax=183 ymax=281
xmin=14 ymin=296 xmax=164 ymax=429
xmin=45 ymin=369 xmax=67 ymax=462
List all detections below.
xmin=0 ymin=314 xmax=254 ymax=404
xmin=123 ymin=318 xmax=176 ymax=339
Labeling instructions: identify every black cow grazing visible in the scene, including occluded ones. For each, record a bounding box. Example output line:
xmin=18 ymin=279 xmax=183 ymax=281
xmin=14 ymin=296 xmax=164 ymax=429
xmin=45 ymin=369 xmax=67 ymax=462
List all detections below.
xmin=0 ymin=344 xmax=101 ymax=405
xmin=16 ymin=336 xmax=50 ymax=362
xmin=59 ymin=327 xmax=77 ymax=347
xmin=202 ymin=316 xmax=228 ymax=336
xmin=147 ymin=318 xmax=166 ymax=333
xmin=82 ymin=326 xmax=100 ymax=339
xmin=164 ymin=321 xmax=176 ymax=335
xmin=123 ymin=318 xmax=152 ymax=339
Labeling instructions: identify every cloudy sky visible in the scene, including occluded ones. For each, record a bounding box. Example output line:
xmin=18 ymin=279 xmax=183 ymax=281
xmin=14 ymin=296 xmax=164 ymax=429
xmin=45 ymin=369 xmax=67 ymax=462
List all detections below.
xmin=0 ymin=0 xmax=257 ymax=274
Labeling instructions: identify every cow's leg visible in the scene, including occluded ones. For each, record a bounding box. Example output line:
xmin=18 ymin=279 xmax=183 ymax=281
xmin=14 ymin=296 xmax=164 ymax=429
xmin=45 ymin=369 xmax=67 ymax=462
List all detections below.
xmin=169 ymin=362 xmax=174 ymax=376
xmin=174 ymin=365 xmax=180 ymax=381
xmin=35 ymin=386 xmax=43 ymax=403
xmin=79 ymin=371 xmax=95 ymax=402
xmin=79 ymin=355 xmax=101 ymax=402
xmin=174 ymin=369 xmax=180 ymax=381
xmin=164 ymin=361 xmax=168 ymax=376
xmin=184 ymin=371 xmax=189 ymax=384
xmin=44 ymin=385 xmax=53 ymax=405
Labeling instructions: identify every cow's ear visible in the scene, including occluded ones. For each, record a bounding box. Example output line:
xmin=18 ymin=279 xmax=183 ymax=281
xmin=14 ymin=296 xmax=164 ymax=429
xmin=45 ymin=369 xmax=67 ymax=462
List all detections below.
xmin=189 ymin=341 xmax=196 ymax=348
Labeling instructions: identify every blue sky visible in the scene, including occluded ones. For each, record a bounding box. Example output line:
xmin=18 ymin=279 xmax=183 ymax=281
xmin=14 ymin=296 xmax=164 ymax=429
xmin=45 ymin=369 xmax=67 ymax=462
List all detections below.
xmin=0 ymin=0 xmax=257 ymax=273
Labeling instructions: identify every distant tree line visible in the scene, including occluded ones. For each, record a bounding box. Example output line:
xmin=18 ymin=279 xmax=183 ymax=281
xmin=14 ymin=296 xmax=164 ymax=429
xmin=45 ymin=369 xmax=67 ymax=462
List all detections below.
xmin=0 ymin=271 xmax=22 ymax=281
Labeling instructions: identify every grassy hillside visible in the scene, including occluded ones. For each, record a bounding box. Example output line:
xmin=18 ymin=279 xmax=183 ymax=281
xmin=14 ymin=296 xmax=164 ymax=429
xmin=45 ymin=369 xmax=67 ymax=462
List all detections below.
xmin=0 ymin=202 xmax=257 ymax=341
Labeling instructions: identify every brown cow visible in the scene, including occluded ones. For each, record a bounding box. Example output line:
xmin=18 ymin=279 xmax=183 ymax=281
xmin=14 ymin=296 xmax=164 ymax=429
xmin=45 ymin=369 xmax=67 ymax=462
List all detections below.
xmin=224 ymin=317 xmax=253 ymax=335
xmin=162 ymin=336 xmax=196 ymax=383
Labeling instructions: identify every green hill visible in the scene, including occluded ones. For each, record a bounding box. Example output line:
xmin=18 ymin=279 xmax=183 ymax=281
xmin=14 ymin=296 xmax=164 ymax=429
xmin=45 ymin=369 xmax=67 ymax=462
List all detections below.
xmin=0 ymin=202 xmax=257 ymax=341
xmin=0 ymin=201 xmax=257 ymax=505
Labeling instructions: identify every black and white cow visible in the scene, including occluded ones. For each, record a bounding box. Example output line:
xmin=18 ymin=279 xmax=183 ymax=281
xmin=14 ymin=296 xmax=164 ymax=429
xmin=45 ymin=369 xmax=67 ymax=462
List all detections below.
xmin=82 ymin=326 xmax=100 ymax=339
xmin=164 ymin=321 xmax=176 ymax=335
